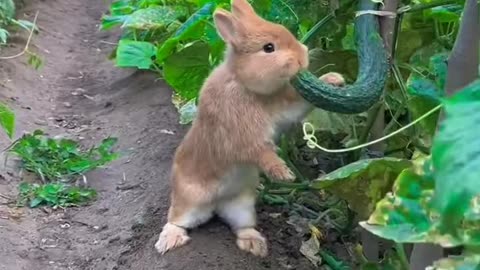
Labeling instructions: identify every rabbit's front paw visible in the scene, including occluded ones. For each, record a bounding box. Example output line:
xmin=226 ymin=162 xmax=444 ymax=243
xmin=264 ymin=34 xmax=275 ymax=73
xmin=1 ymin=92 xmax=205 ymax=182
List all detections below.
xmin=319 ymin=72 xmax=345 ymax=86
xmin=155 ymin=223 xmax=190 ymax=255
xmin=267 ymin=163 xmax=295 ymax=182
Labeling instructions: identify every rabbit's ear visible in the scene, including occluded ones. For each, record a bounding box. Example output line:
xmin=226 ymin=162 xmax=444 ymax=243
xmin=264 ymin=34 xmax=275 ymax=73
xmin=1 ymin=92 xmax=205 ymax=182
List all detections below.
xmin=213 ymin=9 xmax=243 ymax=44
xmin=231 ymin=0 xmax=256 ymax=18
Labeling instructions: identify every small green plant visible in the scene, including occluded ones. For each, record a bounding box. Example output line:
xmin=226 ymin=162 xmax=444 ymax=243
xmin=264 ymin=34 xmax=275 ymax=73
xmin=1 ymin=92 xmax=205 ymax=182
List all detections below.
xmin=9 ymin=130 xmax=118 ymax=181
xmin=1 ymin=1 xmax=43 ymax=70
xmin=0 ymin=0 xmax=37 ymax=44
xmin=17 ymin=182 xmax=97 ymax=208
xmin=0 ymin=102 xmax=15 ymax=139
xmin=8 ymin=130 xmax=119 ymax=208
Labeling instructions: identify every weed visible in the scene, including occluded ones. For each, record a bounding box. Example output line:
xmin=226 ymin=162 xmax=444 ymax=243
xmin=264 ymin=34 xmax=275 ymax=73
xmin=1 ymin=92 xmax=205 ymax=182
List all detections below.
xmin=17 ymin=182 xmax=97 ymax=208
xmin=9 ymin=130 xmax=118 ymax=182
xmin=8 ymin=130 xmax=118 ymax=208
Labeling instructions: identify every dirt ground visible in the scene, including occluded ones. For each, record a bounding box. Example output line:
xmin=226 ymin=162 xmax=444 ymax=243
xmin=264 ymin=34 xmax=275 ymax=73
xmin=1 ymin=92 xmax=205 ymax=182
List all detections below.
xmin=0 ymin=0 xmax=315 ymax=269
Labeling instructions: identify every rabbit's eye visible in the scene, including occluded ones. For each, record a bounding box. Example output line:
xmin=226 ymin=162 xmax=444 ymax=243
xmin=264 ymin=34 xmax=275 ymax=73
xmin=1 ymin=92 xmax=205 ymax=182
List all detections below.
xmin=263 ymin=43 xmax=275 ymax=53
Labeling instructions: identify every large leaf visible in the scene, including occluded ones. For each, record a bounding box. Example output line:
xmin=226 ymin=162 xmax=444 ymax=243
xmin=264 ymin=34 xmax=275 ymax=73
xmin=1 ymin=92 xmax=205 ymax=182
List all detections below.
xmin=100 ymin=0 xmax=135 ymax=30
xmin=360 ymin=168 xmax=439 ymax=244
xmin=156 ymin=2 xmax=215 ymax=63
xmin=0 ymin=28 xmax=8 ymax=43
xmin=115 ymin=40 xmax=156 ymax=69
xmin=163 ymin=42 xmax=211 ymax=100
xmin=424 ymin=5 xmax=462 ymax=23
xmin=312 ymin=157 xmax=412 ymax=219
xmin=0 ymin=103 xmax=15 ymax=139
xmin=100 ymin=15 xmax=128 ymax=30
xmin=122 ymin=6 xmax=181 ymax=30
xmin=0 ymin=0 xmax=15 ymax=20
xmin=432 ymin=79 xmax=480 ymax=231
xmin=304 ymin=109 xmax=357 ymax=135
xmin=362 ymin=139 xmax=480 ymax=247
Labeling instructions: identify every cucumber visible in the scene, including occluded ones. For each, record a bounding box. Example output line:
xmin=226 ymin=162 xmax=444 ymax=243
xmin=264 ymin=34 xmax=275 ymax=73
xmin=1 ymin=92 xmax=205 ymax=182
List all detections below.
xmin=291 ymin=0 xmax=389 ymax=114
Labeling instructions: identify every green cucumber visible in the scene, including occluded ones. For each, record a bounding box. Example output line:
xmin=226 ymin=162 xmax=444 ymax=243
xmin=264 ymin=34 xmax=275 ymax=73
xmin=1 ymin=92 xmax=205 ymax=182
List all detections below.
xmin=291 ymin=0 xmax=389 ymax=114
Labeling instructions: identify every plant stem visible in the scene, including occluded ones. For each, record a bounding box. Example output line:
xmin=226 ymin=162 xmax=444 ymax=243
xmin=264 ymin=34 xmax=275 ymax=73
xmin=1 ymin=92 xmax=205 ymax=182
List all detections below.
xmin=0 ymin=11 xmax=39 ymax=60
xmin=299 ymin=0 xmax=355 ymax=45
xmin=398 ymin=0 xmax=457 ymax=14
xmin=267 ymin=181 xmax=311 ymax=190
xmin=384 ymin=63 xmax=411 ymax=135
xmin=303 ymin=104 xmax=443 ymax=153
xmin=383 ymin=103 xmax=404 ymax=134
xmin=395 ymin=243 xmax=410 ymax=270
xmin=300 ymin=12 xmax=335 ymax=45
xmin=280 ymin=135 xmax=306 ymax=182
xmin=355 ymin=102 xmax=382 ymax=159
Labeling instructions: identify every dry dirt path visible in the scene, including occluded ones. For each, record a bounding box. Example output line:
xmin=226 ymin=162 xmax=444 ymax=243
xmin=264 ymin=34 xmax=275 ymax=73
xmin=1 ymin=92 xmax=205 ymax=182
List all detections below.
xmin=0 ymin=0 xmax=312 ymax=269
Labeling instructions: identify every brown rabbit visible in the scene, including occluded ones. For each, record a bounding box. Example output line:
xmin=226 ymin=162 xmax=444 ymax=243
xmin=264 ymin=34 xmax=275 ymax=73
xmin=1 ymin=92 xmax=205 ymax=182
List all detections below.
xmin=155 ymin=0 xmax=345 ymax=257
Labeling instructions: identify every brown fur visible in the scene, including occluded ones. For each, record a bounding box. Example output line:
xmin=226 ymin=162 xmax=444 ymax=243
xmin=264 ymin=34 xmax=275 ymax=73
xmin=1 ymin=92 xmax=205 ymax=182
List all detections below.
xmin=155 ymin=0 xmax=345 ymax=257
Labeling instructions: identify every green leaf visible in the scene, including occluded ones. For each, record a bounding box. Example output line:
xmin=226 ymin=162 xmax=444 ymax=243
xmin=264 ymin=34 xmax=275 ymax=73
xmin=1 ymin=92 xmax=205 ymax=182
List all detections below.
xmin=304 ymin=109 xmax=356 ymax=135
xmin=18 ymin=182 xmax=31 ymax=195
xmin=203 ymin=22 xmax=224 ymax=63
xmin=10 ymin=19 xmax=38 ymax=32
xmin=10 ymin=132 xmax=118 ymax=182
xmin=424 ymin=5 xmax=462 ymax=23
xmin=318 ymin=249 xmax=351 ymax=270
xmin=98 ymin=137 xmax=118 ymax=152
xmin=0 ymin=0 xmax=15 ymax=19
xmin=116 ymin=40 xmax=156 ymax=69
xmin=122 ymin=6 xmax=181 ymax=30
xmin=360 ymin=165 xmax=442 ymax=244
xmin=407 ymin=75 xmax=442 ymax=103
xmin=406 ymin=73 xmax=442 ymax=137
xmin=27 ymin=53 xmax=43 ymax=70
xmin=432 ymin=79 xmax=480 ymax=231
xmin=261 ymin=0 xmax=298 ymax=33
xmin=0 ymin=103 xmax=15 ymax=139
xmin=155 ymin=2 xmax=216 ymax=63
xmin=29 ymin=197 xmax=43 ymax=208
xmin=0 ymin=28 xmax=9 ymax=43
xmin=163 ymin=42 xmax=211 ymax=100
xmin=362 ymin=150 xmax=480 ymax=247
xmin=100 ymin=15 xmax=128 ymax=30
xmin=109 ymin=0 xmax=135 ymax=16
xmin=178 ymin=98 xmax=197 ymax=124
xmin=312 ymin=157 xmax=412 ymax=219
xmin=341 ymin=23 xmax=356 ymax=51
xmin=429 ymin=53 xmax=448 ymax=90
xmin=172 ymin=2 xmax=214 ymax=37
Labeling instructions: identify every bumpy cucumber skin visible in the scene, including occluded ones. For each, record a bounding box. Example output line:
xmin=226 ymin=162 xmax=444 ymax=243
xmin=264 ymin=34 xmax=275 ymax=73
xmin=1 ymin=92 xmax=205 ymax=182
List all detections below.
xmin=291 ymin=0 xmax=389 ymax=114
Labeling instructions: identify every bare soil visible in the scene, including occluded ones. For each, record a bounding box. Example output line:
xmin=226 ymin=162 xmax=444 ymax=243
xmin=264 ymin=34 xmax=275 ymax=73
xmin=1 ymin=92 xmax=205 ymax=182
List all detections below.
xmin=0 ymin=0 xmax=315 ymax=269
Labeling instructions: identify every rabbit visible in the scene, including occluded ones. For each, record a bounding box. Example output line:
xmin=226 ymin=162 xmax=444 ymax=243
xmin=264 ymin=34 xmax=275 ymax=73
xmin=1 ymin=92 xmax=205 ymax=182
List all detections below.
xmin=154 ymin=0 xmax=345 ymax=258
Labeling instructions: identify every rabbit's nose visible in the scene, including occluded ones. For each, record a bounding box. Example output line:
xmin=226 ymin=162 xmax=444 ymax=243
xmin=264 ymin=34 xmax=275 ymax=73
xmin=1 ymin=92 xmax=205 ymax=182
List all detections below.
xmin=298 ymin=56 xmax=309 ymax=69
